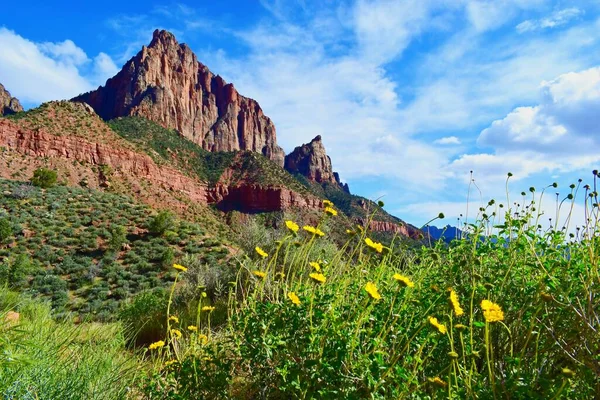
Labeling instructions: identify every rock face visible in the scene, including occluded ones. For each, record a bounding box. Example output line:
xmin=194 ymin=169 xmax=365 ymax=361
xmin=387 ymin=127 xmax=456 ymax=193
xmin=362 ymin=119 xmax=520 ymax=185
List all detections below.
xmin=0 ymin=118 xmax=319 ymax=213
xmin=285 ymin=135 xmax=349 ymax=192
xmin=0 ymin=84 xmax=23 ymax=116
xmin=72 ymin=29 xmax=285 ymax=166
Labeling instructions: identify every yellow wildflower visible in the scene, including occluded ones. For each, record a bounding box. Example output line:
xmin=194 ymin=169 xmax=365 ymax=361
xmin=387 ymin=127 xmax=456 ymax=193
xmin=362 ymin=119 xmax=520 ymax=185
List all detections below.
xmin=481 ymin=299 xmax=504 ymax=322
xmin=428 ymin=376 xmax=447 ymax=388
xmin=170 ymin=329 xmax=182 ymax=339
xmin=324 ymin=206 xmax=338 ymax=216
xmin=287 ymin=292 xmax=301 ymax=305
xmin=365 ymin=282 xmax=382 ymax=300
xmin=309 ymin=261 xmax=321 ymax=271
xmin=303 ymin=225 xmax=325 ymax=237
xmin=165 ymin=360 xmax=178 ymax=367
xmin=285 ymin=220 xmax=299 ymax=233
xmin=449 ymin=290 xmax=464 ymax=317
xmin=168 ymin=315 xmax=179 ymax=323
xmin=255 ymin=246 xmax=268 ymax=258
xmin=393 ymin=273 xmax=415 ymax=287
xmin=364 ymin=238 xmax=383 ymax=253
xmin=148 ymin=340 xmax=165 ymax=350
xmin=323 ymin=200 xmax=334 ymax=207
xmin=198 ymin=334 xmax=209 ymax=345
xmin=309 ymin=273 xmax=326 ymax=283
xmin=428 ymin=316 xmax=447 ymax=334
xmin=346 ymin=229 xmax=355 ymax=235
xmin=252 ymin=270 xmax=267 ymax=279
xmin=173 ymin=264 xmax=187 ymax=272
xmin=202 ymin=306 xmax=215 ymax=312
xmin=357 ymin=225 xmax=364 ymax=232
xmin=187 ymin=325 xmax=198 ymax=331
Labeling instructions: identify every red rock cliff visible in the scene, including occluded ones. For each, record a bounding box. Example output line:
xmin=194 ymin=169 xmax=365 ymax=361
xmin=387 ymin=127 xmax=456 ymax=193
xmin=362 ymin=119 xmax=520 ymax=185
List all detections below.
xmin=0 ymin=118 xmax=318 ymax=213
xmin=72 ymin=30 xmax=285 ymax=166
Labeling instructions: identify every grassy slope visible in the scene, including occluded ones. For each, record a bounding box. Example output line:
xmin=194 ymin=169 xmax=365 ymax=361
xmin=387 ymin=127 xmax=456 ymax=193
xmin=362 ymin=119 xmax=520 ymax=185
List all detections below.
xmin=0 ymin=178 xmax=230 ymax=321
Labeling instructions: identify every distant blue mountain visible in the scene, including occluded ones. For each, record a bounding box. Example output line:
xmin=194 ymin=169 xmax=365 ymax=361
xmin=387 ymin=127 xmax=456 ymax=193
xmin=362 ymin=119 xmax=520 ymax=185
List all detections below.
xmin=425 ymin=225 xmax=464 ymax=243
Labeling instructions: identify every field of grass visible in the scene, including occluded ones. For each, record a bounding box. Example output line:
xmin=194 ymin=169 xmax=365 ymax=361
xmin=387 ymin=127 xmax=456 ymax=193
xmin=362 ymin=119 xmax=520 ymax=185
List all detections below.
xmin=1 ymin=176 xmax=599 ymax=399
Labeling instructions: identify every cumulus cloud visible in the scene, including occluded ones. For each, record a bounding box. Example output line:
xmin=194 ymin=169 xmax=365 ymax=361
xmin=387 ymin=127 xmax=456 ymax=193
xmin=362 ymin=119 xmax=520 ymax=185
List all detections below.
xmin=0 ymin=28 xmax=119 ymax=104
xmin=434 ymin=136 xmax=461 ymax=145
xmin=447 ymin=66 xmax=600 ymax=192
xmin=478 ymin=67 xmax=600 ymax=156
xmin=516 ymin=7 xmax=583 ymax=33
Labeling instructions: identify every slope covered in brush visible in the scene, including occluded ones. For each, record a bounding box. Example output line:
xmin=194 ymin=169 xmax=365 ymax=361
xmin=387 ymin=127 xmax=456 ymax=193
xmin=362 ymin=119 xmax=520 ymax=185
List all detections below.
xmin=0 ymin=179 xmax=231 ymax=321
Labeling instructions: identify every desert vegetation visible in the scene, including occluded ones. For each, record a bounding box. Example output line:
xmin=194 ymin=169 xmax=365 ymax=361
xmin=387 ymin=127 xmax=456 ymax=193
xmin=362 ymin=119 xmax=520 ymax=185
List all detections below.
xmin=1 ymin=174 xmax=599 ymax=399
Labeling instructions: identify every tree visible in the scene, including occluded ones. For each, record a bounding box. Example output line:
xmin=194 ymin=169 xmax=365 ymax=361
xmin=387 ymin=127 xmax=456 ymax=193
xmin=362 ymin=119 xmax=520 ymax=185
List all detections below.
xmin=0 ymin=218 xmax=12 ymax=243
xmin=30 ymin=168 xmax=57 ymax=188
xmin=148 ymin=210 xmax=175 ymax=235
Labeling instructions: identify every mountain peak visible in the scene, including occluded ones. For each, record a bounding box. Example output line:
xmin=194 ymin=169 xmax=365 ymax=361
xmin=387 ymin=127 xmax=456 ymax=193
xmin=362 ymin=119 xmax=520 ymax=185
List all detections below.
xmin=0 ymin=83 xmax=23 ymax=116
xmin=285 ymin=135 xmax=349 ymax=192
xmin=151 ymin=29 xmax=176 ymax=44
xmin=72 ymin=30 xmax=285 ymax=166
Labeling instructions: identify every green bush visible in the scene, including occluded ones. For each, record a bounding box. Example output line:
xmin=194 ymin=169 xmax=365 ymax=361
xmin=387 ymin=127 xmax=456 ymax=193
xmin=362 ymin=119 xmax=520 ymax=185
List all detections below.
xmin=148 ymin=210 xmax=175 ymax=236
xmin=0 ymin=218 xmax=12 ymax=243
xmin=30 ymin=168 xmax=57 ymax=188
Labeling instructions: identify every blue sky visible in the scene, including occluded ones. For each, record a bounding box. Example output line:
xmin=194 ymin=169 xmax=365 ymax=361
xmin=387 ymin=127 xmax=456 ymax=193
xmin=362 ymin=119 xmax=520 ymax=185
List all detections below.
xmin=1 ymin=0 xmax=600 ymax=229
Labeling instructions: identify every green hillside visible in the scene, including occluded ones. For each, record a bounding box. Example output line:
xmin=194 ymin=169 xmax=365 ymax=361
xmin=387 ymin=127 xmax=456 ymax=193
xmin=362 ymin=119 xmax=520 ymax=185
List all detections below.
xmin=0 ymin=178 xmax=230 ymax=321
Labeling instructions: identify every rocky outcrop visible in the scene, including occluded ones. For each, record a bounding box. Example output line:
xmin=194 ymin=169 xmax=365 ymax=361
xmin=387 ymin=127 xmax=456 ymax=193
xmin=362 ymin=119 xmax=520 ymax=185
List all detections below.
xmin=285 ymin=135 xmax=349 ymax=192
xmin=366 ymin=220 xmax=422 ymax=239
xmin=72 ymin=29 xmax=285 ymax=166
xmin=208 ymin=184 xmax=322 ymax=212
xmin=0 ymin=84 xmax=23 ymax=116
xmin=0 ymin=118 xmax=319 ymax=213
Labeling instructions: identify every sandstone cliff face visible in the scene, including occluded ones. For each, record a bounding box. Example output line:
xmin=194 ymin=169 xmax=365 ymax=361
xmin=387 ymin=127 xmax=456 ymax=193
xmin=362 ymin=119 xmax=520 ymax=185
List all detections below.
xmin=284 ymin=135 xmax=349 ymax=192
xmin=0 ymin=84 xmax=23 ymax=116
xmin=72 ymin=30 xmax=285 ymax=166
xmin=0 ymin=118 xmax=318 ymax=213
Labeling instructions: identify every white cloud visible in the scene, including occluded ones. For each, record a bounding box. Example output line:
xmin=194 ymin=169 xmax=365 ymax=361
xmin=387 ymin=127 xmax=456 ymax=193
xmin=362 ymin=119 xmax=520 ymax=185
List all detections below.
xmin=478 ymin=67 xmax=600 ymax=157
xmin=445 ymin=66 xmax=600 ymax=197
xmin=353 ymin=0 xmax=433 ymax=63
xmin=91 ymin=52 xmax=119 ymax=86
xmin=434 ymin=136 xmax=461 ymax=145
xmin=517 ymin=7 xmax=583 ymax=33
xmin=0 ymin=28 xmax=119 ymax=104
xmin=466 ymin=0 xmax=546 ymax=32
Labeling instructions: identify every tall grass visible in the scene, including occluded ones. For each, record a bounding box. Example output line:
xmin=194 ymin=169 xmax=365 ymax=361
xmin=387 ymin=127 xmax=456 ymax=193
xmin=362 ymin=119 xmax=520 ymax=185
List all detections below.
xmin=142 ymin=177 xmax=600 ymax=399
xmin=0 ymin=290 xmax=139 ymax=399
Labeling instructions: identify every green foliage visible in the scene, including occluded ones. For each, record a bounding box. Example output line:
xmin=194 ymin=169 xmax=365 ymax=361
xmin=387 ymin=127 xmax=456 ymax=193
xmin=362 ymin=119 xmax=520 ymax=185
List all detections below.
xmin=108 ymin=225 xmax=127 ymax=252
xmin=148 ymin=210 xmax=175 ymax=236
xmin=108 ymin=116 xmax=235 ymax=185
xmin=0 ymin=217 xmax=12 ymax=243
xmin=30 ymin=168 xmax=57 ymax=188
xmin=0 ymin=178 xmax=228 ymax=321
xmin=119 ymin=288 xmax=170 ymax=346
xmin=139 ymin=185 xmax=599 ymax=399
xmin=0 ymin=289 xmax=138 ymax=399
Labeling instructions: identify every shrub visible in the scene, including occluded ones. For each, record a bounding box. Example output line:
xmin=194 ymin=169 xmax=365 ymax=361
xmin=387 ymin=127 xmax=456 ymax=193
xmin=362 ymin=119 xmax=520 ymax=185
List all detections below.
xmin=119 ymin=288 xmax=169 ymax=347
xmin=30 ymin=168 xmax=57 ymax=188
xmin=108 ymin=225 xmax=127 ymax=251
xmin=0 ymin=218 xmax=12 ymax=243
xmin=148 ymin=210 xmax=175 ymax=236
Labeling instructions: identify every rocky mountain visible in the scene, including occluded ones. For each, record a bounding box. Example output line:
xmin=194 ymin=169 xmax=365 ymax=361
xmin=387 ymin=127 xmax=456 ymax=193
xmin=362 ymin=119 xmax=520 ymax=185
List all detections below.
xmin=0 ymin=83 xmax=23 ymax=116
xmin=0 ymin=29 xmax=422 ymax=241
xmin=285 ymin=135 xmax=349 ymax=193
xmin=72 ymin=29 xmax=285 ymax=166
